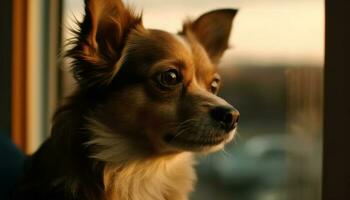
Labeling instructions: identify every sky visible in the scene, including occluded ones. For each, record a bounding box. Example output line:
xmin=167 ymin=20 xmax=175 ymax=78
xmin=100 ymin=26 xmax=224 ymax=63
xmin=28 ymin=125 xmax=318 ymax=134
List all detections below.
xmin=63 ymin=0 xmax=324 ymax=67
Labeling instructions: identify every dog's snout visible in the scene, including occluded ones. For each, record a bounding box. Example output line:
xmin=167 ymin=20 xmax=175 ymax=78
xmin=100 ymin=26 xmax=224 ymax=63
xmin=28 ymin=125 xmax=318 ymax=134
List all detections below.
xmin=210 ymin=106 xmax=240 ymax=132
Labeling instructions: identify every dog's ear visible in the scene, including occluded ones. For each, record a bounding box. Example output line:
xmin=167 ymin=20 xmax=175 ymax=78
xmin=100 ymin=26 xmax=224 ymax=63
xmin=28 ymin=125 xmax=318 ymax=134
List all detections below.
xmin=68 ymin=0 xmax=143 ymax=88
xmin=183 ymin=9 xmax=238 ymax=64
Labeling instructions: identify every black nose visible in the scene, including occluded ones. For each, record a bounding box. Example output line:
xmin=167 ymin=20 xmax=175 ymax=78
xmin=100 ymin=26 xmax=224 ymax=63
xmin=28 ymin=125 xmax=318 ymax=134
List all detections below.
xmin=210 ymin=106 xmax=240 ymax=132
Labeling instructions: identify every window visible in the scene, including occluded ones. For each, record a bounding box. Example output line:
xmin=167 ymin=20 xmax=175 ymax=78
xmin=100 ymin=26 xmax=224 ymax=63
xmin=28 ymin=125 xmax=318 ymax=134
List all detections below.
xmin=62 ymin=1 xmax=324 ymax=200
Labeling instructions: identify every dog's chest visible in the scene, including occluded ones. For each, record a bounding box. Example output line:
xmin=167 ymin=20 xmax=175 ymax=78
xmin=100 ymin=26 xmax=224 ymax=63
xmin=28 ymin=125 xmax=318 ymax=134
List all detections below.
xmin=104 ymin=153 xmax=196 ymax=200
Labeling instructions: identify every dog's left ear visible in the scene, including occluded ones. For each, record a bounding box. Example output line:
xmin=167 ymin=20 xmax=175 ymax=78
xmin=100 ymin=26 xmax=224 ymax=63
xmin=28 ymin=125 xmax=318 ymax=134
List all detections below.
xmin=183 ymin=9 xmax=238 ymax=64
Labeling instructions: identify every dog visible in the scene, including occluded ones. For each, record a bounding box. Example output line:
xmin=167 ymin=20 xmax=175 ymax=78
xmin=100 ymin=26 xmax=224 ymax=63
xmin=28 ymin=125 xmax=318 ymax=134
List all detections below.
xmin=14 ymin=0 xmax=239 ymax=199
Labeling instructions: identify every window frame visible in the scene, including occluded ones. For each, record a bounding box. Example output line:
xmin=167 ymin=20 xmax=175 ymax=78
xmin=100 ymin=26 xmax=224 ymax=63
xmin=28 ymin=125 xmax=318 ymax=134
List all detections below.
xmin=322 ymin=1 xmax=350 ymax=199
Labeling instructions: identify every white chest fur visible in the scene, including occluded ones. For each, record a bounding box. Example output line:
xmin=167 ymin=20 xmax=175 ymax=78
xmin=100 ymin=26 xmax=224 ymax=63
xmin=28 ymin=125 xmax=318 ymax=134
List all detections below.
xmin=103 ymin=153 xmax=196 ymax=200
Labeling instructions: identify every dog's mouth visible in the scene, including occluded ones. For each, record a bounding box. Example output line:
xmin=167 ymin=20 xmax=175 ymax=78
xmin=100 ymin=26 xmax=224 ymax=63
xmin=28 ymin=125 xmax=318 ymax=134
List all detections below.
xmin=161 ymin=118 xmax=237 ymax=152
xmin=163 ymin=132 xmax=230 ymax=152
xmin=164 ymin=134 xmax=226 ymax=145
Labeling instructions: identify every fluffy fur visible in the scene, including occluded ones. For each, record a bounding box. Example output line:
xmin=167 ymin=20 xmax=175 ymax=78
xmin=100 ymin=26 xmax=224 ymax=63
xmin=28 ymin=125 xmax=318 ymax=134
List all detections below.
xmin=14 ymin=0 xmax=239 ymax=200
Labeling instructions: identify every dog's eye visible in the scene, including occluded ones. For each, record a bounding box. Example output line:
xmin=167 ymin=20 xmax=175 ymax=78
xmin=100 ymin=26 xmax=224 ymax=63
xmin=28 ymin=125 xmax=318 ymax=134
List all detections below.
xmin=157 ymin=69 xmax=181 ymax=87
xmin=210 ymin=79 xmax=220 ymax=94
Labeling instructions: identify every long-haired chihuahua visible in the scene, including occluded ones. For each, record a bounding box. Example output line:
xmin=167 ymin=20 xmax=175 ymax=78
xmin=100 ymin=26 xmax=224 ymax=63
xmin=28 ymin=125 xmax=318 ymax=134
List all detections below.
xmin=15 ymin=0 xmax=239 ymax=199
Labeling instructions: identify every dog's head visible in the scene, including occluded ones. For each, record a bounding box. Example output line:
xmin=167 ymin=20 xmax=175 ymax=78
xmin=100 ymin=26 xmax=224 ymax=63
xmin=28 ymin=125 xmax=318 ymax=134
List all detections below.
xmin=69 ymin=0 xmax=239 ymax=161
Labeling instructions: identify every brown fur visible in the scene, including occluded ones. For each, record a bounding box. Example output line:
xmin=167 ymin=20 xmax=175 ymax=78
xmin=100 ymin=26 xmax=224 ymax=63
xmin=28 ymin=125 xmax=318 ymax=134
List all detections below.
xmin=15 ymin=1 xmax=238 ymax=200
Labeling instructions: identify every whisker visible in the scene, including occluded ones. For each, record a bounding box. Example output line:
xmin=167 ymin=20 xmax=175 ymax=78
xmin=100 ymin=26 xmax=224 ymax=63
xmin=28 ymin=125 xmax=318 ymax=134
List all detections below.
xmin=177 ymin=119 xmax=198 ymax=128
xmin=165 ymin=118 xmax=199 ymax=134
xmin=168 ymin=126 xmax=194 ymax=143
xmin=221 ymin=147 xmax=231 ymax=157
xmin=231 ymin=130 xmax=241 ymax=145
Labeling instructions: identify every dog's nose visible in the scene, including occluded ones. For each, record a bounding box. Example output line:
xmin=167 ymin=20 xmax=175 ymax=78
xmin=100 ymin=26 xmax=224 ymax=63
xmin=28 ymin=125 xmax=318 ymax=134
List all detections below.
xmin=210 ymin=106 xmax=240 ymax=132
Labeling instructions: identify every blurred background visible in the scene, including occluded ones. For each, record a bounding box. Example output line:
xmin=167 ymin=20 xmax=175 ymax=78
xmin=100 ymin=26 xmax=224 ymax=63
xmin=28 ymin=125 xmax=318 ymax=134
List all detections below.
xmin=0 ymin=0 xmax=324 ymax=200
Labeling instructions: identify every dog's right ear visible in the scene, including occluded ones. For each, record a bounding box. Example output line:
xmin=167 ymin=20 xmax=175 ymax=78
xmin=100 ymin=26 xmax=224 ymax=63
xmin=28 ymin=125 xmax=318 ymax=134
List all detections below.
xmin=68 ymin=0 xmax=143 ymax=88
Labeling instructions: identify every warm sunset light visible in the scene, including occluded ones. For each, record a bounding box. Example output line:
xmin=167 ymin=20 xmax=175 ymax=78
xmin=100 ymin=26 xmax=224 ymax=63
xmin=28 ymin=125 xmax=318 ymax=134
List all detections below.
xmin=65 ymin=0 xmax=324 ymax=66
xmin=6 ymin=0 xmax=346 ymax=200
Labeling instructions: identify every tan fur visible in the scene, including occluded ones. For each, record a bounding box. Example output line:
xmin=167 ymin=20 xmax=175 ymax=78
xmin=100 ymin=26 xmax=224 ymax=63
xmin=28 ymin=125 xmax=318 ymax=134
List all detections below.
xmin=80 ymin=7 xmax=238 ymax=198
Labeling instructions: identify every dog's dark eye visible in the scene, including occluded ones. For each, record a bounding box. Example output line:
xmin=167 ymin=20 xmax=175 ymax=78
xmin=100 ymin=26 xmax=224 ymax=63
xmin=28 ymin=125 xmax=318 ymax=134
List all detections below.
xmin=157 ymin=69 xmax=181 ymax=87
xmin=210 ymin=79 xmax=220 ymax=94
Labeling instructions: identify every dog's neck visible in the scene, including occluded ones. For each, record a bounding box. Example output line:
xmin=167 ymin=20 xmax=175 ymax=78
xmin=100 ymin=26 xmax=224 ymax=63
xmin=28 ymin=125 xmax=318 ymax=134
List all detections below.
xmin=102 ymin=152 xmax=196 ymax=200
xmin=83 ymin=117 xmax=196 ymax=200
